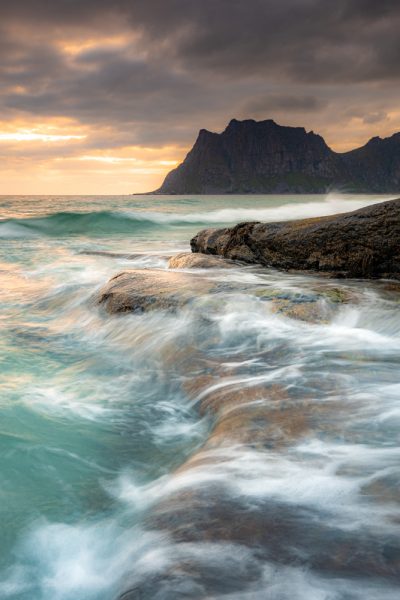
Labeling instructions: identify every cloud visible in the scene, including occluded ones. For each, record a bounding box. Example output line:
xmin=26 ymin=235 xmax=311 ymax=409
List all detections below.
xmin=0 ymin=1 xmax=400 ymax=192
xmin=362 ymin=111 xmax=388 ymax=125
xmin=241 ymin=94 xmax=327 ymax=116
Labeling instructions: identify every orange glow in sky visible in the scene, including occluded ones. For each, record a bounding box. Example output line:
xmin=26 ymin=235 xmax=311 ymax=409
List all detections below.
xmin=0 ymin=112 xmax=399 ymax=195
xmin=1 ymin=11 xmax=399 ymax=195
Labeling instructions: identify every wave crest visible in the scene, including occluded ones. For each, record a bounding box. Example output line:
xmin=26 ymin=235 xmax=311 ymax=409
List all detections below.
xmin=0 ymin=195 xmax=390 ymax=239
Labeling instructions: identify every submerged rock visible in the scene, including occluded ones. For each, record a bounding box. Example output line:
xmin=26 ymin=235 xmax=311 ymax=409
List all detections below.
xmin=191 ymin=198 xmax=400 ymax=279
xmin=97 ymin=265 xmax=396 ymax=599
xmin=117 ymin=373 xmax=400 ymax=598
xmin=168 ymin=252 xmax=235 ymax=269
xmin=96 ymin=269 xmax=213 ymax=313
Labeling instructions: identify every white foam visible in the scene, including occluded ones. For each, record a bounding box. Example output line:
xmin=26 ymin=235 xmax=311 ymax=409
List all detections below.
xmin=22 ymin=385 xmax=117 ymax=421
xmin=0 ymin=520 xmax=167 ymax=600
xmin=124 ymin=194 xmax=394 ymax=226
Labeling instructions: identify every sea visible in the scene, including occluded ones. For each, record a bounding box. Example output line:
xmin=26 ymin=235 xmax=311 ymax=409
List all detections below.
xmin=0 ymin=193 xmax=399 ymax=599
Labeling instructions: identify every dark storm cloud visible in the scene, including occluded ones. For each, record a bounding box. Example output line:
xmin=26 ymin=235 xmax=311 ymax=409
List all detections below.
xmin=3 ymin=0 xmax=400 ymax=82
xmin=0 ymin=1 xmax=400 ymax=148
xmin=242 ymin=94 xmax=327 ymax=115
xmin=362 ymin=111 xmax=388 ymax=125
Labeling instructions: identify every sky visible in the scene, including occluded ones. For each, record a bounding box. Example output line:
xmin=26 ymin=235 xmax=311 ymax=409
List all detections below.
xmin=1 ymin=0 xmax=400 ymax=195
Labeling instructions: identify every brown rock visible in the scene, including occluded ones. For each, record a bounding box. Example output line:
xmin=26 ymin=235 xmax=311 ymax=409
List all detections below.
xmin=115 ymin=325 xmax=399 ymax=599
xmin=100 ymin=260 xmax=396 ymax=599
xmin=95 ymin=269 xmax=213 ymax=314
xmin=168 ymin=252 xmax=235 ymax=269
xmin=191 ymin=198 xmax=400 ymax=279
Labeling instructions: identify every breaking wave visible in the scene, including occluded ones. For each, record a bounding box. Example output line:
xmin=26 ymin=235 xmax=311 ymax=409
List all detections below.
xmin=0 ymin=195 xmax=390 ymax=239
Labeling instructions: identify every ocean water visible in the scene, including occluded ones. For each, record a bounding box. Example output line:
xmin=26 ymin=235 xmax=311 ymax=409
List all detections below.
xmin=0 ymin=193 xmax=399 ymax=599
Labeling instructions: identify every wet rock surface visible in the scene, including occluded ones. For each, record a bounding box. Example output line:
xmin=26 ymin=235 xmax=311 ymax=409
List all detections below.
xmin=191 ymin=198 xmax=400 ymax=278
xmin=96 ymin=269 xmax=214 ymax=313
xmin=96 ymin=266 xmax=355 ymax=322
xmin=100 ymin=265 xmax=400 ymax=599
xmin=118 ymin=372 xmax=400 ymax=598
xmin=168 ymin=252 xmax=235 ymax=269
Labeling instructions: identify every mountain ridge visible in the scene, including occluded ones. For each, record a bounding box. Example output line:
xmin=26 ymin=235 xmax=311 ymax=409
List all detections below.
xmin=152 ymin=119 xmax=400 ymax=194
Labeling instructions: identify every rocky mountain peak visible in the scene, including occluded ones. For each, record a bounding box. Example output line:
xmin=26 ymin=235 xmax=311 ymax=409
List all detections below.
xmin=153 ymin=119 xmax=400 ymax=194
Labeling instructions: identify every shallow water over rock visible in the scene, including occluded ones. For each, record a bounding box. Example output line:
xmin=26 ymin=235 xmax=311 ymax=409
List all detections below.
xmin=0 ymin=193 xmax=399 ymax=599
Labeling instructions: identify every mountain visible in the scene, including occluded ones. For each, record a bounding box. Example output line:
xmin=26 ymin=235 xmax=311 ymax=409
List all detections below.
xmin=152 ymin=119 xmax=400 ymax=194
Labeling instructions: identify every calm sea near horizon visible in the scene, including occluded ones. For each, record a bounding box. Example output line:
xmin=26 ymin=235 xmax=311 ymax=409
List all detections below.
xmin=0 ymin=193 xmax=399 ymax=599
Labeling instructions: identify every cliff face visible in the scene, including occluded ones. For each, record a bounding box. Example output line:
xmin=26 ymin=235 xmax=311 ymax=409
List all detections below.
xmin=344 ymin=133 xmax=400 ymax=192
xmin=154 ymin=119 xmax=400 ymax=194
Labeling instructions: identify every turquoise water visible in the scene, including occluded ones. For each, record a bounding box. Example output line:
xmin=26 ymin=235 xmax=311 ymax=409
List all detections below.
xmin=0 ymin=193 xmax=399 ymax=599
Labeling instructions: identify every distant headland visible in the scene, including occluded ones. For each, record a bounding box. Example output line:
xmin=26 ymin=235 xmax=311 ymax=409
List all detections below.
xmin=151 ymin=118 xmax=400 ymax=194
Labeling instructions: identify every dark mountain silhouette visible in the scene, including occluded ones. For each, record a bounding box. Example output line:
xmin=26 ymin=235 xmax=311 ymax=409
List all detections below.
xmin=153 ymin=119 xmax=400 ymax=194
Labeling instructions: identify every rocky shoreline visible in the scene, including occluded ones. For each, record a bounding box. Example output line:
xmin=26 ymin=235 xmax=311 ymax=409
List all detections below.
xmin=94 ymin=198 xmax=400 ymax=598
xmin=191 ymin=198 xmax=400 ymax=279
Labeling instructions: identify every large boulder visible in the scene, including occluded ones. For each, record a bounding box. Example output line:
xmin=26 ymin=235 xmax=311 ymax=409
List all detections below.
xmin=191 ymin=198 xmax=400 ymax=278
xmin=95 ymin=269 xmax=213 ymax=313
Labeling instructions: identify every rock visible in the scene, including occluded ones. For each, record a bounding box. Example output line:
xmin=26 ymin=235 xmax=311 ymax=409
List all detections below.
xmin=253 ymin=287 xmax=346 ymax=323
xmin=143 ymin=487 xmax=400 ymax=588
xmin=168 ymin=252 xmax=235 ymax=269
xmin=191 ymin=198 xmax=400 ymax=279
xmin=118 ymin=372 xmax=400 ymax=598
xmin=95 ymin=269 xmax=213 ymax=313
xmin=153 ymin=118 xmax=400 ymax=194
xmin=79 ymin=250 xmax=148 ymax=259
xmin=110 ymin=275 xmax=397 ymax=598
xmin=98 ymin=265 xmax=393 ymax=599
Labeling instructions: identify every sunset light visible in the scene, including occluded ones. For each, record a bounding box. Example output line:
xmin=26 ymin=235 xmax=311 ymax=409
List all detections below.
xmin=0 ymin=131 xmax=86 ymax=143
xmin=1 ymin=3 xmax=399 ymax=599
xmin=0 ymin=2 xmax=399 ymax=194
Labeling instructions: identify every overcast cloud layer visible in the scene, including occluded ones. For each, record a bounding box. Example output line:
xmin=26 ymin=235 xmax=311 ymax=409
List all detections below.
xmin=1 ymin=0 xmax=400 ymax=193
